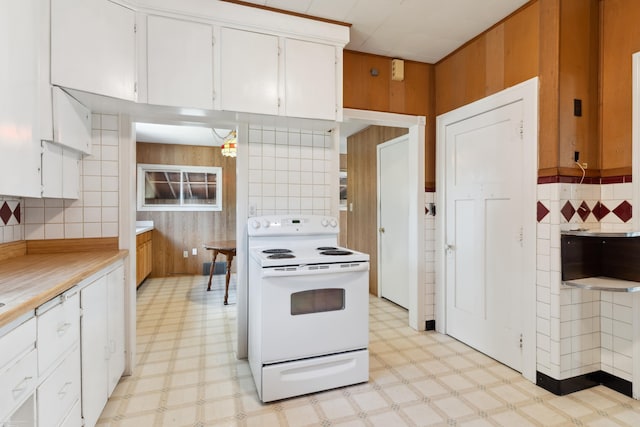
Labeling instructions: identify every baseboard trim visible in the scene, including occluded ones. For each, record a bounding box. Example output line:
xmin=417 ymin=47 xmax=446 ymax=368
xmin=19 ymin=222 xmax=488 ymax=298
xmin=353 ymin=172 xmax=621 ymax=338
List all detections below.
xmin=536 ymin=370 xmax=632 ymax=397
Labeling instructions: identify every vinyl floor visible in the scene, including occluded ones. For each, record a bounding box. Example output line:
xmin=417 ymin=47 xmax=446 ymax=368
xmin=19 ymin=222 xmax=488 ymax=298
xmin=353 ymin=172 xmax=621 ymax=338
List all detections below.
xmin=97 ymin=275 xmax=640 ymax=426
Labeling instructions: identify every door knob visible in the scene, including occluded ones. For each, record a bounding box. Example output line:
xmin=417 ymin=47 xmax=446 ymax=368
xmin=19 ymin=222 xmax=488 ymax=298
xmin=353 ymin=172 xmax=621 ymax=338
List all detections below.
xmin=379 ymin=227 xmax=385 ymax=233
xmin=446 ymin=244 xmax=455 ymax=252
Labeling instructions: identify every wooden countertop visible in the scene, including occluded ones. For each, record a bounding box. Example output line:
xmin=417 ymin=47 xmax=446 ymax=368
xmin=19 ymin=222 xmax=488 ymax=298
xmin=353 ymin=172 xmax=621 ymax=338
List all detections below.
xmin=0 ymin=250 xmax=128 ymax=328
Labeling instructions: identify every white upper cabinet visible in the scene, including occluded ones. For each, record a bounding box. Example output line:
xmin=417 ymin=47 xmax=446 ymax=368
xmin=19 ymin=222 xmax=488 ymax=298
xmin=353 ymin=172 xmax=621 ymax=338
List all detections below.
xmin=219 ymin=27 xmax=280 ymax=116
xmin=51 ymin=0 xmax=136 ymax=101
xmin=52 ymin=88 xmax=92 ymax=155
xmin=0 ymin=0 xmax=46 ymax=198
xmin=41 ymin=141 xmax=81 ymax=200
xmin=284 ymin=38 xmax=337 ymax=121
xmin=218 ymin=27 xmax=341 ymax=121
xmin=146 ymin=15 xmax=214 ymax=109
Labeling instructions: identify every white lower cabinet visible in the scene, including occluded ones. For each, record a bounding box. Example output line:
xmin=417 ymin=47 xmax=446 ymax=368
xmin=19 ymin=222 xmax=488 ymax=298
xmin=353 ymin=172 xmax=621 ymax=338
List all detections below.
xmin=80 ymin=263 xmax=125 ymax=427
xmin=1 ymin=258 xmax=126 ymax=427
xmin=37 ymin=346 xmax=81 ymax=427
xmin=36 ymin=289 xmax=81 ymax=427
xmin=0 ymin=316 xmax=37 ymax=425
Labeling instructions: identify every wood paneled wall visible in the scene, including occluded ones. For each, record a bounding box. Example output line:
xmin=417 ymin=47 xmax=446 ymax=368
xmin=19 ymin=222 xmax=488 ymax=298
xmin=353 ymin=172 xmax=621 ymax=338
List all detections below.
xmin=136 ymin=142 xmax=236 ymax=277
xmin=344 ymin=0 xmax=640 ymax=182
xmin=346 ymin=126 xmax=409 ymax=295
xmin=601 ymin=0 xmax=640 ymax=176
xmin=435 ymin=0 xmax=601 ymax=179
xmin=343 ymin=51 xmax=436 ymax=189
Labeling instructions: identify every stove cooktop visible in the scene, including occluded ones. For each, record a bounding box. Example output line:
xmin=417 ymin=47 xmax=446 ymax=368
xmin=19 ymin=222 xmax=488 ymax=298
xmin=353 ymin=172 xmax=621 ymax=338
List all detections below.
xmin=251 ymin=245 xmax=369 ymax=267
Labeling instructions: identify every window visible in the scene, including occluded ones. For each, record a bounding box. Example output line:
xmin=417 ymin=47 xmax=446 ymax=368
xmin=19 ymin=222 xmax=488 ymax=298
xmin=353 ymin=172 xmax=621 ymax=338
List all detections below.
xmin=137 ymin=164 xmax=222 ymax=211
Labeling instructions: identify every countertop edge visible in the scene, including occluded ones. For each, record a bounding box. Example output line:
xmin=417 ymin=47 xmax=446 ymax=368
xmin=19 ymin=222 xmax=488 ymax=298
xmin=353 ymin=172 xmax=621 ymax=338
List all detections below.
xmin=0 ymin=250 xmax=128 ymax=329
xmin=136 ymin=226 xmax=154 ymax=235
xmin=562 ymin=276 xmax=640 ymax=292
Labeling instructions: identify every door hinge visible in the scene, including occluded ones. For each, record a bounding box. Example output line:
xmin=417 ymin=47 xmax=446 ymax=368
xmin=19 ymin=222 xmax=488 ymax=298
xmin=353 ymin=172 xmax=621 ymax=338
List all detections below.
xmin=519 ymin=120 xmax=524 ymax=140
xmin=134 ymin=23 xmax=137 ymax=33
xmin=519 ymin=333 xmax=523 ymax=349
xmin=212 ymin=35 xmax=215 ymax=46
xmin=519 ymin=226 xmax=523 ymax=246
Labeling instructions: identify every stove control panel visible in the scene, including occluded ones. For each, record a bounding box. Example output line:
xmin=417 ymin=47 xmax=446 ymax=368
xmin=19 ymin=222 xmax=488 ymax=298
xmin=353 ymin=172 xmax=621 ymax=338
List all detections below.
xmin=248 ymin=215 xmax=338 ymax=235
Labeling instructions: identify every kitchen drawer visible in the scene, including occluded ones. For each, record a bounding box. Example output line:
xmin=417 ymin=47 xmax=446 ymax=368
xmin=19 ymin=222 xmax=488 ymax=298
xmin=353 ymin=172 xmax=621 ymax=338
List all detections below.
xmin=37 ymin=345 xmax=81 ymax=427
xmin=0 ymin=348 xmax=37 ymax=421
xmin=0 ymin=316 xmax=36 ymax=372
xmin=37 ymin=292 xmax=80 ymax=376
xmin=59 ymin=398 xmax=81 ymax=427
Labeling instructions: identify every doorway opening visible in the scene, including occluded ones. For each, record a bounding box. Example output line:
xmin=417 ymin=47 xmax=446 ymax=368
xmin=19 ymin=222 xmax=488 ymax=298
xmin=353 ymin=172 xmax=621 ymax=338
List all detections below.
xmin=339 ymin=109 xmax=426 ymax=331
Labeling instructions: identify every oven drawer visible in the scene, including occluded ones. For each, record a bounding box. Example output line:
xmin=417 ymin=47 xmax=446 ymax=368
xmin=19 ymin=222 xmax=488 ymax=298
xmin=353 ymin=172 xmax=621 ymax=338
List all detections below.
xmin=261 ymin=349 xmax=369 ymax=402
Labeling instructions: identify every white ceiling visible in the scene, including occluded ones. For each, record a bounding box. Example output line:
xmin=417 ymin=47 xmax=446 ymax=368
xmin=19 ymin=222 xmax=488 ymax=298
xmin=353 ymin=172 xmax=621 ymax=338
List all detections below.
xmin=235 ymin=0 xmax=530 ymax=63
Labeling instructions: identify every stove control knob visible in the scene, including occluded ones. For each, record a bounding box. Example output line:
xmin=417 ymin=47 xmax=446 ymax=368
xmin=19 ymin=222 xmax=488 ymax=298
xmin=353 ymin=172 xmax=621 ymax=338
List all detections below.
xmin=321 ymin=218 xmax=329 ymax=227
xmin=261 ymin=219 xmax=270 ymax=228
xmin=250 ymin=219 xmax=261 ymax=229
xmin=329 ymin=219 xmax=338 ymax=228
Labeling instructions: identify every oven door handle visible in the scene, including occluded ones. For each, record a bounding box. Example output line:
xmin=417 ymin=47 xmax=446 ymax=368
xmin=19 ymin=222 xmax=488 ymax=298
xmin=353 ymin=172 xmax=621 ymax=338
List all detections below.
xmin=262 ymin=262 xmax=369 ymax=277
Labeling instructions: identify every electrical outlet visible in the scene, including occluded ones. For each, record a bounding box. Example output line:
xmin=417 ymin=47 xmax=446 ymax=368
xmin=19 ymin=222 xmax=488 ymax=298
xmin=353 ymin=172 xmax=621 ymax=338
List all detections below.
xmin=183 ymin=250 xmax=188 ymax=258
xmin=581 ymin=162 xmax=588 ymax=169
xmin=192 ymin=248 xmax=197 ymax=256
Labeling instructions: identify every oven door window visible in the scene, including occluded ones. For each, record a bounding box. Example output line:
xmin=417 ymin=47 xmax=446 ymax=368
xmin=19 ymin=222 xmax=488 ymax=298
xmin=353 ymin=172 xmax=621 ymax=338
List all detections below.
xmin=291 ymin=288 xmax=345 ymax=315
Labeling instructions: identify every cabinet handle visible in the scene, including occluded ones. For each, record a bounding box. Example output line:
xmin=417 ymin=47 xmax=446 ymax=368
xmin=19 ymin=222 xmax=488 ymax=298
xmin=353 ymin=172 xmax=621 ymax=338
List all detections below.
xmin=57 ymin=322 xmax=72 ymax=336
xmin=58 ymin=381 xmax=72 ymax=399
xmin=12 ymin=376 xmax=33 ymax=399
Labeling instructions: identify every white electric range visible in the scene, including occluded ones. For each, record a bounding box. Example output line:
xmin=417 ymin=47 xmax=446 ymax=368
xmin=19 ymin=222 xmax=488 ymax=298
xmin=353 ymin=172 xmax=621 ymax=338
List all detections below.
xmin=247 ymin=215 xmax=370 ymax=402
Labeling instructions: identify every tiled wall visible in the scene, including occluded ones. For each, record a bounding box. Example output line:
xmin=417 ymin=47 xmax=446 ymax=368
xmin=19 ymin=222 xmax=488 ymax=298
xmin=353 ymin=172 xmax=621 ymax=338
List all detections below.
xmin=0 ymin=198 xmax=23 ymax=243
xmin=24 ymin=113 xmax=120 ymax=240
xmin=536 ymin=181 xmax=634 ymax=381
xmin=247 ymin=125 xmax=333 ymax=216
xmin=424 ymin=191 xmax=436 ymax=322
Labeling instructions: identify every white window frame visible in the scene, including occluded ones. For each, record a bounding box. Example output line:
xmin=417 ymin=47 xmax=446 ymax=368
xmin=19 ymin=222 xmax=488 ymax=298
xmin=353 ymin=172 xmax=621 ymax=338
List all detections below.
xmin=137 ymin=163 xmax=222 ymax=211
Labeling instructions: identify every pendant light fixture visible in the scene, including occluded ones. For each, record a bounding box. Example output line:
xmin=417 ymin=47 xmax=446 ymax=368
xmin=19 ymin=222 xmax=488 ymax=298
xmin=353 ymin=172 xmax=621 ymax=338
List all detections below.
xmin=220 ymin=130 xmax=237 ymax=158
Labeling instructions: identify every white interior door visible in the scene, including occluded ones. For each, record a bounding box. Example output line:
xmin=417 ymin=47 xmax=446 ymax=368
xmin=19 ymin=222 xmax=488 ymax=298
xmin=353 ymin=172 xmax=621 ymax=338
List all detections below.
xmin=444 ymin=100 xmax=524 ymax=372
xmin=378 ymin=135 xmax=410 ymax=308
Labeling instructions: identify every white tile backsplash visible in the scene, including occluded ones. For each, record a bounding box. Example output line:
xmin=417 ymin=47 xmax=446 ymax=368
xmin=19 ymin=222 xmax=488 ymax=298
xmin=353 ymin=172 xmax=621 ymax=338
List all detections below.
xmin=248 ymin=125 xmax=333 ymax=216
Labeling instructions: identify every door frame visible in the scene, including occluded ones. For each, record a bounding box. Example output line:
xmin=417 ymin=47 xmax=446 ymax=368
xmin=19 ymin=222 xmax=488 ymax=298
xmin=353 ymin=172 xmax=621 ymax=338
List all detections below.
xmin=435 ymin=77 xmax=538 ymax=382
xmin=343 ymin=108 xmax=425 ymax=330
xmin=377 ymin=134 xmax=411 ymax=307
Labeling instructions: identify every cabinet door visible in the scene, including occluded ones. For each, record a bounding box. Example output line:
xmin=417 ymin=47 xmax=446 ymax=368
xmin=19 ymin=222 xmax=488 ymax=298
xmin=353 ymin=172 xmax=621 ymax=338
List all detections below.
xmin=42 ymin=142 xmax=81 ymax=199
xmin=42 ymin=142 xmax=64 ymax=199
xmin=107 ymin=265 xmax=125 ymax=396
xmin=52 ymin=87 xmax=92 ymax=155
xmin=62 ymin=147 xmax=81 ymax=200
xmin=147 ymin=15 xmax=213 ymax=109
xmin=51 ymin=0 xmax=136 ymax=101
xmin=219 ymin=27 xmax=279 ymax=115
xmin=0 ymin=0 xmax=43 ymax=198
xmin=284 ymin=39 xmax=337 ymax=120
xmin=80 ymin=276 xmax=109 ymax=427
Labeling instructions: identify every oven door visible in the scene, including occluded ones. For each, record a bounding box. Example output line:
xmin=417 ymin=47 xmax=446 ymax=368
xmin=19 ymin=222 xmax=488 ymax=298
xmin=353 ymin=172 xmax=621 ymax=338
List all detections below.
xmin=259 ymin=262 xmax=369 ymax=364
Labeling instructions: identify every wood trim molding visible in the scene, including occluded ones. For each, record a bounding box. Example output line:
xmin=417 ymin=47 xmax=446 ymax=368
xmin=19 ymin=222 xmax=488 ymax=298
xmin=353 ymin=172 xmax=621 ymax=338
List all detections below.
xmin=219 ymin=0 xmax=352 ymax=28
xmin=26 ymin=237 xmax=119 ymax=254
xmin=0 ymin=241 xmax=27 ymax=262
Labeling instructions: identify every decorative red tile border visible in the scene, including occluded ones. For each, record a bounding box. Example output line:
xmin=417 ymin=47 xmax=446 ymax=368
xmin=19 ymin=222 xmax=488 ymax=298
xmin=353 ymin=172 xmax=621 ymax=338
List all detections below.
xmin=537 ymin=199 xmax=632 ymax=223
xmin=0 ymin=201 xmax=20 ymax=226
